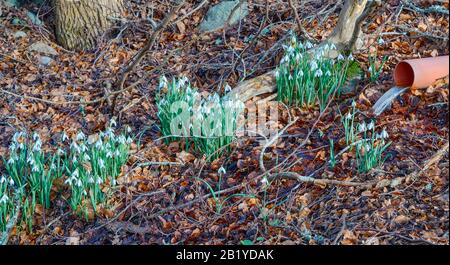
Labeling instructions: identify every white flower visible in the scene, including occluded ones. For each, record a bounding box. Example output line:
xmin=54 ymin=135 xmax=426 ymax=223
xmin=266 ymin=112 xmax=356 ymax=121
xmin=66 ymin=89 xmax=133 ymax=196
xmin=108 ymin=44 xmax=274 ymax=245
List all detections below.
xmin=288 ymin=74 xmax=293 ymax=80
xmin=32 ymin=133 xmax=40 ymax=141
xmin=72 ymin=168 xmax=79 ymax=179
xmin=111 ymin=178 xmax=116 ymax=186
xmin=305 ymin=41 xmax=313 ymax=49
xmin=348 ymin=54 xmax=354 ymax=61
xmin=315 ymin=69 xmax=323 ymax=77
xmin=352 ymin=101 xmax=357 ymax=108
xmin=337 ymin=54 xmax=345 ymax=61
xmin=72 ymin=155 xmax=77 ymax=164
xmin=106 ymin=151 xmax=113 ymax=158
xmin=9 ymin=143 xmax=17 ymax=152
xmin=310 ymin=61 xmax=318 ymax=71
xmin=7 ymin=157 xmax=15 ymax=165
xmin=275 ymin=70 xmax=280 ymax=78
xmin=358 ymin=122 xmax=367 ymax=133
xmin=33 ymin=139 xmax=42 ymax=152
xmin=378 ymin=38 xmax=385 ymax=45
xmin=95 ymin=138 xmax=103 ymax=150
xmin=368 ymin=66 xmax=373 ymax=73
xmin=64 ymin=177 xmax=74 ymax=186
xmin=381 ymin=129 xmax=389 ymax=139
xmin=345 ymin=112 xmax=352 ymax=120
xmin=126 ymin=126 xmax=132 ymax=133
xmin=9 ymin=178 xmax=14 ymax=186
xmin=218 ymin=166 xmax=226 ymax=175
xmin=99 ymin=159 xmax=105 ymax=169
xmin=84 ymin=154 xmax=91 ymax=161
xmin=76 ymin=179 xmax=83 ymax=187
xmin=367 ymin=121 xmax=375 ymax=130
xmin=57 ymin=148 xmax=64 ymax=156
xmin=325 ymin=70 xmax=331 ymax=76
xmin=224 ymin=84 xmax=232 ymax=93
xmin=32 ymin=165 xmax=40 ymax=173
xmin=96 ymin=177 xmax=103 ymax=185
xmin=0 ymin=176 xmax=6 ymax=184
xmin=298 ymin=70 xmax=304 ymax=77
xmin=295 ymin=53 xmax=302 ymax=62
xmin=159 ymin=75 xmax=168 ymax=89
xmin=0 ymin=194 xmax=9 ymax=204
xmin=71 ymin=141 xmax=81 ymax=153
xmin=88 ymin=176 xmax=95 ymax=184
xmin=62 ymin=132 xmax=69 ymax=142
xmin=126 ymin=137 xmax=133 ymax=144
xmin=110 ymin=119 xmax=117 ymax=128
xmin=76 ymin=131 xmax=85 ymax=141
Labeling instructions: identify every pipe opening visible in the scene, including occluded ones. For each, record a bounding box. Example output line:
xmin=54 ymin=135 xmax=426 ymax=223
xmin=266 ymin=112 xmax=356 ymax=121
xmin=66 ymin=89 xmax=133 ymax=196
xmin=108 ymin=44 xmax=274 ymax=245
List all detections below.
xmin=394 ymin=62 xmax=414 ymax=87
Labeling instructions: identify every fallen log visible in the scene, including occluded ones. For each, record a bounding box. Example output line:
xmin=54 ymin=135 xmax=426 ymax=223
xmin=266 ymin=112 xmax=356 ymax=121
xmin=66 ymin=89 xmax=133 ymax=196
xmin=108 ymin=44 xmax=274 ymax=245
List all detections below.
xmin=227 ymin=0 xmax=373 ymax=102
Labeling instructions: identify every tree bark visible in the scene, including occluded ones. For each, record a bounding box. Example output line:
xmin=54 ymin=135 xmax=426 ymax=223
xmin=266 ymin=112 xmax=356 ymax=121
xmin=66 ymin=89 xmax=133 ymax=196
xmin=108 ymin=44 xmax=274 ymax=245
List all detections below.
xmin=53 ymin=0 xmax=124 ymax=51
xmin=227 ymin=0 xmax=372 ymax=102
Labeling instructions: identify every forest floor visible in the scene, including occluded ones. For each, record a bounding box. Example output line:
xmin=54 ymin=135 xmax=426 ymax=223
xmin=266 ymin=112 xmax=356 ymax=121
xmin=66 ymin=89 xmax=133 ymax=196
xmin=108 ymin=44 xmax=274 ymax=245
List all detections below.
xmin=0 ymin=0 xmax=448 ymax=245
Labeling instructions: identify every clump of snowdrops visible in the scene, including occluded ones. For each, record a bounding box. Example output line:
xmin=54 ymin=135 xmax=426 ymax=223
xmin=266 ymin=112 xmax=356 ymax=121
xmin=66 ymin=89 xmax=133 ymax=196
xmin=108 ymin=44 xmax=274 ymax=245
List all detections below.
xmin=0 ymin=123 xmax=133 ymax=228
xmin=156 ymin=76 xmax=245 ymax=160
xmin=276 ymin=36 xmax=354 ymax=110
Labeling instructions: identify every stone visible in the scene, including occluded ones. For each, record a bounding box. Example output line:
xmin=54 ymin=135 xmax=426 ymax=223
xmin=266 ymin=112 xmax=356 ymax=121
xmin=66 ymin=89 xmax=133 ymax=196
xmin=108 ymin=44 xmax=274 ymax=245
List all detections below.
xmin=13 ymin=30 xmax=27 ymax=38
xmin=38 ymin=56 xmax=53 ymax=66
xmin=199 ymin=0 xmax=249 ymax=33
xmin=28 ymin=41 xmax=58 ymax=56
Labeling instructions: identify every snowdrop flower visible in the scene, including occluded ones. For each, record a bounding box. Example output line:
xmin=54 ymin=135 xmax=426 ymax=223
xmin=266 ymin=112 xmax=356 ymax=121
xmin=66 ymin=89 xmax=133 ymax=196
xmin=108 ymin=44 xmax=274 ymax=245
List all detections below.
xmin=88 ymin=176 xmax=95 ymax=184
xmin=352 ymin=101 xmax=357 ymax=107
xmin=346 ymin=112 xmax=352 ymax=120
xmin=72 ymin=155 xmax=78 ymax=164
xmin=348 ymin=54 xmax=354 ymax=61
xmin=57 ymin=148 xmax=64 ymax=156
xmin=0 ymin=176 xmax=6 ymax=184
xmin=315 ymin=69 xmax=323 ymax=77
xmin=95 ymin=138 xmax=104 ymax=150
xmin=9 ymin=143 xmax=17 ymax=152
xmin=19 ymin=142 xmax=25 ymax=150
xmin=126 ymin=137 xmax=133 ymax=144
xmin=310 ymin=61 xmax=318 ymax=71
xmin=32 ymin=165 xmax=40 ymax=173
xmin=72 ymin=168 xmax=79 ymax=179
xmin=82 ymin=190 xmax=88 ymax=196
xmin=96 ymin=177 xmax=104 ymax=185
xmin=76 ymin=179 xmax=83 ymax=187
xmin=378 ymin=38 xmax=385 ymax=45
xmin=118 ymin=135 xmax=126 ymax=145
xmin=367 ymin=121 xmax=375 ymax=130
xmin=159 ymin=76 xmax=168 ymax=89
xmin=84 ymin=153 xmax=91 ymax=161
xmin=305 ymin=41 xmax=314 ymax=49
xmin=381 ymin=129 xmax=389 ymax=139
xmin=224 ymin=84 xmax=232 ymax=93
xmin=288 ymin=74 xmax=293 ymax=80
xmin=365 ymin=144 xmax=371 ymax=152
xmin=295 ymin=53 xmax=302 ymax=62
xmin=62 ymin=132 xmax=69 ymax=142
xmin=358 ymin=122 xmax=367 ymax=133
xmin=368 ymin=66 xmax=373 ymax=73
xmin=298 ymin=70 xmax=304 ymax=77
xmin=111 ymin=178 xmax=116 ymax=186
xmin=218 ymin=166 xmax=226 ymax=175
xmin=325 ymin=70 xmax=331 ymax=77
xmin=76 ymin=131 xmax=86 ymax=141
xmin=337 ymin=54 xmax=345 ymax=61
xmin=275 ymin=70 xmax=280 ymax=79
xmin=32 ymin=132 xmax=40 ymax=141
xmin=9 ymin=178 xmax=14 ymax=186
xmin=110 ymin=119 xmax=117 ymax=128
xmin=50 ymin=163 xmax=56 ymax=170
xmin=33 ymin=139 xmax=42 ymax=152
xmin=64 ymin=177 xmax=74 ymax=186
xmin=0 ymin=194 xmax=9 ymax=204
xmin=7 ymin=157 xmax=15 ymax=165
xmin=71 ymin=141 xmax=81 ymax=153
xmin=106 ymin=151 xmax=113 ymax=158
xmin=99 ymin=159 xmax=105 ymax=169
xmin=330 ymin=43 xmax=337 ymax=50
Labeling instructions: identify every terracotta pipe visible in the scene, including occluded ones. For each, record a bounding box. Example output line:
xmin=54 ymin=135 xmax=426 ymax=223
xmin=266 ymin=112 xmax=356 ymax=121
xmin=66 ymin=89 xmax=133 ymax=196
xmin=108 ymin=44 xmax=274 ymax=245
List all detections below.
xmin=394 ymin=55 xmax=449 ymax=88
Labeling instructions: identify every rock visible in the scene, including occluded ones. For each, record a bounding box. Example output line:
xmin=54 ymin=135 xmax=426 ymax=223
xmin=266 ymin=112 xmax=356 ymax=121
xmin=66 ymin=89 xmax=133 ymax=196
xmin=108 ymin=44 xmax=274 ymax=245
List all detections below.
xmin=199 ymin=0 xmax=249 ymax=33
xmin=28 ymin=41 xmax=58 ymax=56
xmin=13 ymin=31 xmax=27 ymax=38
xmin=38 ymin=56 xmax=53 ymax=66
xmin=26 ymin=11 xmax=43 ymax=26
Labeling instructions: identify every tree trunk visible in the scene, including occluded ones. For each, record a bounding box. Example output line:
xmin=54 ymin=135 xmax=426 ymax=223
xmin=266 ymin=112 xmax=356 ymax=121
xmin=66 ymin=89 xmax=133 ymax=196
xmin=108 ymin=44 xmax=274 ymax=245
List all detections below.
xmin=53 ymin=0 xmax=124 ymax=51
xmin=227 ymin=0 xmax=372 ymax=102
